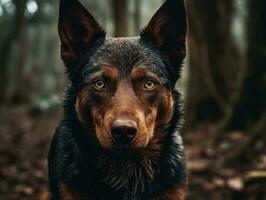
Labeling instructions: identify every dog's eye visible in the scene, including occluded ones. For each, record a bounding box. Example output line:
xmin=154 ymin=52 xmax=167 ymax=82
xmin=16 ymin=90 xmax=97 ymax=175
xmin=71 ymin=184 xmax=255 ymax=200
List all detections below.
xmin=92 ymin=80 xmax=105 ymax=90
xmin=144 ymin=80 xmax=157 ymax=90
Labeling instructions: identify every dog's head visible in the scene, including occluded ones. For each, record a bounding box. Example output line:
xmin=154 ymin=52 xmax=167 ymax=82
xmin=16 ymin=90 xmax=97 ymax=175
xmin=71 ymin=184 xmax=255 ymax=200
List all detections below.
xmin=58 ymin=0 xmax=187 ymax=150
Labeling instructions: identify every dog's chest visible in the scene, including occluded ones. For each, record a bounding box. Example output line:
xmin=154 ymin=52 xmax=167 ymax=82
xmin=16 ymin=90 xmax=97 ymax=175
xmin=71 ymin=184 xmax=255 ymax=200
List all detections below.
xmin=59 ymin=182 xmax=153 ymax=200
xmin=61 ymin=163 xmax=157 ymax=200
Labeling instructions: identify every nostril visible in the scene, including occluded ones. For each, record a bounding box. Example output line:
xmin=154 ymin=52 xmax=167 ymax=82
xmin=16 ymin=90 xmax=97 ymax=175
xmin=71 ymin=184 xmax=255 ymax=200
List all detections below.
xmin=127 ymin=126 xmax=137 ymax=137
xmin=111 ymin=120 xmax=137 ymax=144
xmin=111 ymin=125 xmax=136 ymax=139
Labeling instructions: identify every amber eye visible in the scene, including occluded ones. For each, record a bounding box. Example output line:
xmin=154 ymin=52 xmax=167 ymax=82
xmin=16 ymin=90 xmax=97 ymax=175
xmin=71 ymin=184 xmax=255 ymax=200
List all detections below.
xmin=144 ymin=80 xmax=157 ymax=90
xmin=92 ymin=80 xmax=105 ymax=90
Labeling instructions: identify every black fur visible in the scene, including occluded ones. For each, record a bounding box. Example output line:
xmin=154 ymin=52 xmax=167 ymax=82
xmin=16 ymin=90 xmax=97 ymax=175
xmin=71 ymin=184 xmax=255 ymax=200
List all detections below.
xmin=49 ymin=0 xmax=187 ymax=199
xmin=49 ymin=39 xmax=186 ymax=199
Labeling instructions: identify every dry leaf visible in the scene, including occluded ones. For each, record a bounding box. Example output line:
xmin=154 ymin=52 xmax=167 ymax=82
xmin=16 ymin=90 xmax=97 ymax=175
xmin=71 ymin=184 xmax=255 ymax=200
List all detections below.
xmin=227 ymin=177 xmax=244 ymax=190
xmin=187 ymin=160 xmax=209 ymax=171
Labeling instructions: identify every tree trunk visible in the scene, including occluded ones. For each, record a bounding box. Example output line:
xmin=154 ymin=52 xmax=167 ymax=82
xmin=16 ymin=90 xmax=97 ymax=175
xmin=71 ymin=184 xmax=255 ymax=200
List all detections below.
xmin=0 ymin=29 xmax=16 ymax=103
xmin=185 ymin=0 xmax=241 ymax=128
xmin=133 ymin=0 xmax=141 ymax=35
xmin=221 ymin=0 xmax=266 ymax=132
xmin=112 ymin=0 xmax=129 ymax=37
xmin=208 ymin=0 xmax=266 ymax=159
xmin=217 ymin=0 xmax=266 ymax=162
xmin=11 ymin=0 xmax=28 ymax=103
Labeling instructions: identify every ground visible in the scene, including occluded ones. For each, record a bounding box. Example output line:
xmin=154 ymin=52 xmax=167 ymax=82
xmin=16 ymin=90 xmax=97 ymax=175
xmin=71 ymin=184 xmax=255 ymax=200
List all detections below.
xmin=0 ymin=106 xmax=265 ymax=200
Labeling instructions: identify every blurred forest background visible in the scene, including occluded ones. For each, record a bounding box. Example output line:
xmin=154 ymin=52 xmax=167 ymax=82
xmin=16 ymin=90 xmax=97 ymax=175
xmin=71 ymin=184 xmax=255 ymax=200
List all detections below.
xmin=0 ymin=0 xmax=265 ymax=199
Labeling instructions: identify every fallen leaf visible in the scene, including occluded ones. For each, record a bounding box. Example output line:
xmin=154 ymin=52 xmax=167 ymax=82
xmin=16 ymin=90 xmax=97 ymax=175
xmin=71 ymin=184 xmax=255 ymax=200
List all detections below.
xmin=245 ymin=171 xmax=266 ymax=179
xmin=203 ymin=181 xmax=216 ymax=191
xmin=213 ymin=177 xmax=225 ymax=187
xmin=227 ymin=177 xmax=244 ymax=191
xmin=187 ymin=159 xmax=210 ymax=171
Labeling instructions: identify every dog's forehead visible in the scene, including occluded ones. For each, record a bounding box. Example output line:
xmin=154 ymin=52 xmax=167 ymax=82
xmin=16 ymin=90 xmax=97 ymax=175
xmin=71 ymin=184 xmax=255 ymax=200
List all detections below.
xmin=84 ymin=36 xmax=170 ymax=82
xmin=90 ymin=37 xmax=162 ymax=73
xmin=108 ymin=37 xmax=140 ymax=42
xmin=102 ymin=37 xmax=144 ymax=54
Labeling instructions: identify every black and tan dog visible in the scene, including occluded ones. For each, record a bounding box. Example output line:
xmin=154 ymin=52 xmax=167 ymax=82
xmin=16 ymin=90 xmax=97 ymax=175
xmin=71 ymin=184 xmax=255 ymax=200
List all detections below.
xmin=48 ymin=0 xmax=187 ymax=199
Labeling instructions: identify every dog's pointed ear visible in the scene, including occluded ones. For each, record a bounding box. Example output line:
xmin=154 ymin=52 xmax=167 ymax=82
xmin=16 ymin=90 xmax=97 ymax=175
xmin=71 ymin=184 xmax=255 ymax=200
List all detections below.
xmin=141 ymin=0 xmax=187 ymax=72
xmin=58 ymin=0 xmax=105 ymax=65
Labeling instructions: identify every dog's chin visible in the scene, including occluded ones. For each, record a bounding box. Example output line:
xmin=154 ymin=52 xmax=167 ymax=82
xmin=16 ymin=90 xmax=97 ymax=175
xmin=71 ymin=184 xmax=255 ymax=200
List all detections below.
xmin=100 ymin=143 xmax=148 ymax=154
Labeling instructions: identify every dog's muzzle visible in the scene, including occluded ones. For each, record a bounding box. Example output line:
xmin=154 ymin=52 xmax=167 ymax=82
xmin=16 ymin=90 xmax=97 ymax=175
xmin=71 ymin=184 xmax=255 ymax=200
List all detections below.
xmin=110 ymin=119 xmax=137 ymax=145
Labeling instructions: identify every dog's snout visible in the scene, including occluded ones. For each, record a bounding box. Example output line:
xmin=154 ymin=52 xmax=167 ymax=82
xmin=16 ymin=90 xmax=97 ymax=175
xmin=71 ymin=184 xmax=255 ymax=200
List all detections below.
xmin=111 ymin=120 xmax=137 ymax=145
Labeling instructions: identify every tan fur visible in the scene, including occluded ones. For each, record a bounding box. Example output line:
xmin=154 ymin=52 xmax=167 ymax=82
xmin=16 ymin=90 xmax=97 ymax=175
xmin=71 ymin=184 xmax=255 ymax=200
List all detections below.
xmin=153 ymin=186 xmax=186 ymax=200
xmin=59 ymin=183 xmax=86 ymax=200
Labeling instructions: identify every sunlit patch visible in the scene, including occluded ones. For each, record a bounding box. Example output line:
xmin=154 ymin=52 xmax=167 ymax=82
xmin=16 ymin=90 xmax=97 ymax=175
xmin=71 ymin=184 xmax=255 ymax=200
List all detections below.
xmin=43 ymin=3 xmax=52 ymax=15
xmin=1 ymin=0 xmax=15 ymax=14
xmin=0 ymin=0 xmax=11 ymax=4
xmin=27 ymin=0 xmax=38 ymax=14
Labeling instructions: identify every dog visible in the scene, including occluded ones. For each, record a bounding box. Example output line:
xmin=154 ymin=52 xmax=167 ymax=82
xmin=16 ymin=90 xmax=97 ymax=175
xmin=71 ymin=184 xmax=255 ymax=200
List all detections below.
xmin=48 ymin=0 xmax=187 ymax=199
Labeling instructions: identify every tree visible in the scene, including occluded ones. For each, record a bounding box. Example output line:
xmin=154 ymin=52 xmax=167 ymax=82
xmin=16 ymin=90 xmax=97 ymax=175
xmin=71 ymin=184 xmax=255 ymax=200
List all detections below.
xmin=133 ymin=0 xmax=141 ymax=35
xmin=0 ymin=1 xmax=17 ymax=103
xmin=12 ymin=0 xmax=27 ymax=102
xmin=220 ymin=0 xmax=266 ymax=162
xmin=185 ymin=0 xmax=241 ymax=128
xmin=112 ymin=0 xmax=129 ymax=37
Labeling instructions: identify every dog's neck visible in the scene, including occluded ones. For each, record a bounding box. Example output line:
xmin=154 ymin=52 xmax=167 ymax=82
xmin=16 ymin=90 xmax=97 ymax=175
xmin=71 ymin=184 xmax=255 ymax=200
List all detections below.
xmin=94 ymin=149 xmax=158 ymax=197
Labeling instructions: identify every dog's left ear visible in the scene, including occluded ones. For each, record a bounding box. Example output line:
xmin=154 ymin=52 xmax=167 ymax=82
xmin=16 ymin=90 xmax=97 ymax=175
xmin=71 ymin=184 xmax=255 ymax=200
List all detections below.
xmin=141 ymin=0 xmax=187 ymax=76
xmin=58 ymin=0 xmax=105 ymax=66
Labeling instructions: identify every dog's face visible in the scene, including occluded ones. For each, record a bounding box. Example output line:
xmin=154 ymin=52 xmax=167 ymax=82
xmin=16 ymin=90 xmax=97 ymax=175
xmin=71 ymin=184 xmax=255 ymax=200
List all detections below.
xmin=58 ymin=0 xmax=187 ymax=150
xmin=75 ymin=38 xmax=176 ymax=149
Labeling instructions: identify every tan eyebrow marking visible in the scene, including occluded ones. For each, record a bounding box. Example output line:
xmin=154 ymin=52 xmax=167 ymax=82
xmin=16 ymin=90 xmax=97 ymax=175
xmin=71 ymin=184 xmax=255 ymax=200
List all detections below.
xmin=131 ymin=68 xmax=146 ymax=79
xmin=131 ymin=68 xmax=159 ymax=80
xmin=102 ymin=66 xmax=118 ymax=80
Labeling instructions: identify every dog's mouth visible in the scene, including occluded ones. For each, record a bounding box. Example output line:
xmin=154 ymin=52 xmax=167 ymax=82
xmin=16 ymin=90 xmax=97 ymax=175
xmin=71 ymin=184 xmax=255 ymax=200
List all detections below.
xmin=117 ymin=145 xmax=147 ymax=152
xmin=102 ymin=146 xmax=147 ymax=157
xmin=103 ymin=142 xmax=146 ymax=152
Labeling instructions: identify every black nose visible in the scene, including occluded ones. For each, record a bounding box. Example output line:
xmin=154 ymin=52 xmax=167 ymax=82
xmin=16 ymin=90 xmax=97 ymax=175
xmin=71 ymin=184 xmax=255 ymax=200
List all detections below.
xmin=111 ymin=120 xmax=137 ymax=145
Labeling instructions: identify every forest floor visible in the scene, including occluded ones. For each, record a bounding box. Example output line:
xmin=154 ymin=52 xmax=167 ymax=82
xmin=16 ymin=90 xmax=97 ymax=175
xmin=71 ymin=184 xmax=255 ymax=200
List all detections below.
xmin=0 ymin=105 xmax=265 ymax=200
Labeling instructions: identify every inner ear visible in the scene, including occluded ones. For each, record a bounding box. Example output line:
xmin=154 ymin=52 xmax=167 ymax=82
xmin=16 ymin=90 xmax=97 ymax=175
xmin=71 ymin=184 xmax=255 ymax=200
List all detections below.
xmin=58 ymin=0 xmax=105 ymax=65
xmin=141 ymin=0 xmax=187 ymax=61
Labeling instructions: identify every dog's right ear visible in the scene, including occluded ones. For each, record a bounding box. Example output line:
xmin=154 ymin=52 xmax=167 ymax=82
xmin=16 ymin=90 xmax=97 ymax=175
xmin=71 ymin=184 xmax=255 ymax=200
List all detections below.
xmin=58 ymin=0 xmax=105 ymax=66
xmin=141 ymin=0 xmax=187 ymax=82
